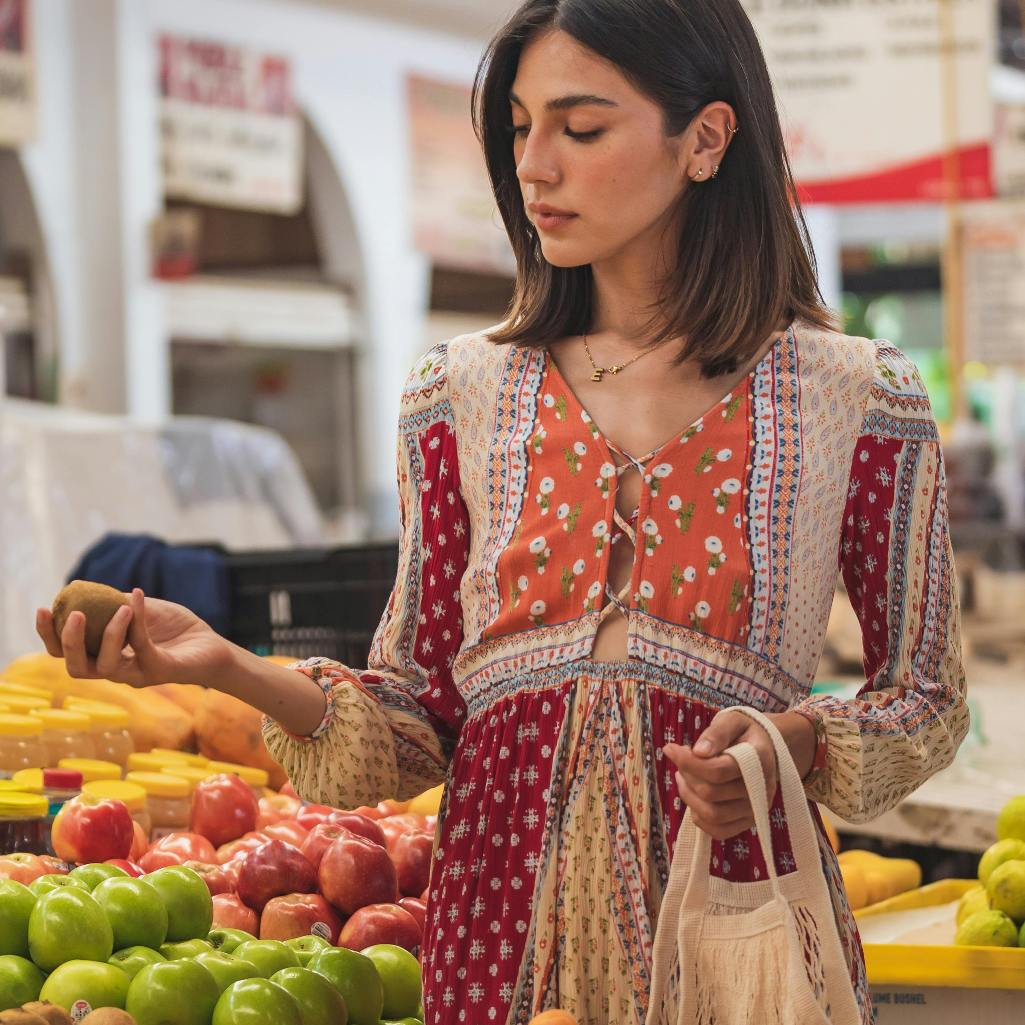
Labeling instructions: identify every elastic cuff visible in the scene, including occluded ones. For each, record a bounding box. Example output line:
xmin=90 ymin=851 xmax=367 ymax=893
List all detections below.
xmin=792 ymin=708 xmax=828 ymax=787
xmin=260 ymin=658 xmax=340 ymax=743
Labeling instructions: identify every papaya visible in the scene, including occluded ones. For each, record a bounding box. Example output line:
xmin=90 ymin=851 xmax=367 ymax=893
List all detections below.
xmin=3 ymin=654 xmax=193 ymax=753
xmin=839 ymin=862 xmax=868 ymax=911
xmin=150 ymin=683 xmax=206 ymax=716
xmin=822 ymin=814 xmax=840 ymax=854
xmin=193 ymin=688 xmax=287 ymax=789
xmin=528 ymin=1013 xmax=578 ymax=1025
xmin=408 ymin=784 xmax=444 ymax=816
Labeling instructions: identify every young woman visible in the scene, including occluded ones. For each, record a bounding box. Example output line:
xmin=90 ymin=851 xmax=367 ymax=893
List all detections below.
xmin=39 ymin=1 xmax=968 ymax=1022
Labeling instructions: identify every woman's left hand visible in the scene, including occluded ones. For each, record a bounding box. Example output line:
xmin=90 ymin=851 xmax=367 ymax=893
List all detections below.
xmin=662 ymin=710 xmax=816 ymax=840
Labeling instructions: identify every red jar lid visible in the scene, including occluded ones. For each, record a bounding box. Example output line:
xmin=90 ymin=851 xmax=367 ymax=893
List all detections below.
xmin=43 ymin=768 xmax=83 ymax=789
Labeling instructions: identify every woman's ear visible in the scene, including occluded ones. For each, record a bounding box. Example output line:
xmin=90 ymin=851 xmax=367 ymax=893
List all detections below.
xmin=682 ymin=101 xmax=737 ymax=181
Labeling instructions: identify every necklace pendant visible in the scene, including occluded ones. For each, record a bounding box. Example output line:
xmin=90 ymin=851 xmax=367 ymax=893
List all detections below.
xmin=591 ymin=368 xmax=605 ymax=383
xmin=609 ymin=365 xmax=622 ymax=375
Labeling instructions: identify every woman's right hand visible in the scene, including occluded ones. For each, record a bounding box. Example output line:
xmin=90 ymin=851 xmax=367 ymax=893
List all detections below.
xmin=36 ymin=588 xmax=233 ymax=689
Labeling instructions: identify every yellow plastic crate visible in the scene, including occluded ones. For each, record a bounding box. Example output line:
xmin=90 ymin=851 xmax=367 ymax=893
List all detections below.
xmin=855 ymin=879 xmax=1025 ymax=1024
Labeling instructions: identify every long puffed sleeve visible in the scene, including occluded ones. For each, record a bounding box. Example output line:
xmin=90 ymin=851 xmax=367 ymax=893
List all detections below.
xmin=262 ymin=342 xmax=469 ymax=807
xmin=796 ymin=344 xmax=969 ymax=823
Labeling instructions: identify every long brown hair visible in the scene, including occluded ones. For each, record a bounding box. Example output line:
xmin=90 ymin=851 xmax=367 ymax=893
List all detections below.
xmin=472 ymin=0 xmax=837 ymax=377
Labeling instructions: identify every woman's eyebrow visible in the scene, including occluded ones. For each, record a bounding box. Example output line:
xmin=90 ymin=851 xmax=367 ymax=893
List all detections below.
xmin=508 ymin=91 xmax=619 ymax=112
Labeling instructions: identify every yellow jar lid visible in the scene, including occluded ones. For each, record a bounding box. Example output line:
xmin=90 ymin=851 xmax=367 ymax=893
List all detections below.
xmin=82 ymin=779 xmax=147 ymax=812
xmin=0 ymin=792 xmax=48 ymax=817
xmin=160 ymin=765 xmax=214 ymax=787
xmin=34 ymin=709 xmax=91 ymax=731
xmin=0 ymin=714 xmax=44 ymax=737
xmin=0 ymin=703 xmax=10 ymax=714
xmin=206 ymin=761 xmax=269 ymax=787
xmin=125 ymin=771 xmax=190 ymax=798
xmin=58 ymin=758 xmax=122 ymax=782
xmin=0 ymin=779 xmax=32 ymax=793
xmin=127 ymin=752 xmax=192 ymax=774
xmin=0 ymin=681 xmax=53 ymax=702
xmin=63 ymin=699 xmax=131 ymax=729
xmin=149 ymin=749 xmax=208 ymax=767
xmin=10 ymin=768 xmax=43 ymax=793
xmin=0 ymin=695 xmax=49 ymax=715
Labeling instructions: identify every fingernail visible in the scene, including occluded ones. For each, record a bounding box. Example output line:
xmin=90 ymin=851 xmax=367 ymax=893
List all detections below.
xmin=694 ymin=739 xmax=712 ymax=755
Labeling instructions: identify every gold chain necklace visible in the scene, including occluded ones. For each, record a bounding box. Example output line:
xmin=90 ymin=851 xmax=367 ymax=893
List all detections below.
xmin=583 ymin=335 xmax=658 ymax=383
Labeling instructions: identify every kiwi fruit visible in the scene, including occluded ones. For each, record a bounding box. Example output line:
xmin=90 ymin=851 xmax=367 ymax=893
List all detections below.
xmin=51 ymin=581 xmax=129 ymax=657
xmin=18 ymin=1004 xmax=72 ymax=1025
xmin=0 ymin=1010 xmax=49 ymax=1025
xmin=78 ymin=1011 xmax=136 ymax=1025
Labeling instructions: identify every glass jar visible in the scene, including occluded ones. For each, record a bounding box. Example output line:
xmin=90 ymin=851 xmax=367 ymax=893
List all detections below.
xmin=160 ymin=765 xmax=215 ymax=789
xmin=58 ymin=758 xmax=122 ymax=783
xmin=0 ymin=792 xmax=49 ymax=854
xmin=82 ymin=779 xmax=151 ymax=838
xmin=149 ymin=749 xmax=208 ymax=768
xmin=0 ymin=715 xmax=47 ymax=777
xmin=65 ymin=701 xmax=134 ymax=766
xmin=33 ymin=709 xmax=96 ymax=764
xmin=43 ymin=768 xmax=83 ymax=818
xmin=205 ymin=761 xmax=270 ymax=800
xmin=124 ymin=772 xmax=190 ymax=839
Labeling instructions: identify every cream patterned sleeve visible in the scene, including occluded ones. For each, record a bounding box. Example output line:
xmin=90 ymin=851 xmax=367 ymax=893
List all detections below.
xmin=796 ymin=345 xmax=969 ymax=823
xmin=262 ymin=343 xmax=470 ymax=807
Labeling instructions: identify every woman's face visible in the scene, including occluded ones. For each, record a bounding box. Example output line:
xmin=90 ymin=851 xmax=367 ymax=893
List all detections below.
xmin=510 ymin=29 xmax=691 ymax=270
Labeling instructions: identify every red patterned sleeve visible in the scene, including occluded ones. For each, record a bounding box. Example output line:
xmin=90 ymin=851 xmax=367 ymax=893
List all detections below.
xmin=795 ymin=345 xmax=969 ymax=823
xmin=263 ymin=343 xmax=470 ymax=806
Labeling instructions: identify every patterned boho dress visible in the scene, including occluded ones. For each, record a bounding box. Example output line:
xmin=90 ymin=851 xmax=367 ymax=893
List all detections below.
xmin=264 ymin=321 xmax=968 ymax=1025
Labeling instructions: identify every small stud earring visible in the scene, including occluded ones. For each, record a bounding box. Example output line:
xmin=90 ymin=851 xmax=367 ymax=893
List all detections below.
xmin=711 ymin=164 xmax=720 ymax=179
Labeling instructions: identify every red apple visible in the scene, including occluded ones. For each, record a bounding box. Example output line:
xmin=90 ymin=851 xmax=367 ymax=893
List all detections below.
xmin=139 ymin=831 xmax=217 ymax=872
xmin=397 ymin=897 xmax=427 ymax=935
xmin=105 ymin=858 xmax=145 ymax=877
xmin=350 ymin=804 xmax=387 ymax=820
xmin=260 ymin=820 xmax=309 ymax=848
xmin=318 ymin=830 xmax=398 ymax=916
xmin=129 ymin=821 xmax=148 ymax=862
xmin=217 ymin=832 xmax=267 ymax=865
xmin=190 ymin=773 xmax=258 ymax=847
xmin=391 ymin=831 xmax=434 ymax=897
xmin=212 ymin=892 xmax=259 ymax=934
xmin=51 ymin=794 xmax=133 ymax=863
xmin=259 ymin=893 xmax=343 ymax=943
xmin=38 ymin=856 xmax=70 ymax=875
xmin=328 ymin=813 xmax=386 ymax=848
xmin=420 ymin=886 xmax=429 ymax=901
xmin=337 ymin=903 xmax=421 ymax=953
xmin=296 ymin=805 xmax=337 ymax=832
xmin=279 ymin=781 xmax=298 ymax=799
xmin=236 ymin=840 xmax=316 ymax=913
xmin=425 ymin=814 xmax=438 ymax=831
xmin=220 ymin=857 xmax=243 ymax=891
xmin=0 ymin=853 xmax=47 ymax=885
xmin=183 ymin=859 xmax=232 ymax=896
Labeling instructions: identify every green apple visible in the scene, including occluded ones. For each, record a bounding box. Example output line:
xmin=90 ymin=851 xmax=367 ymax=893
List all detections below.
xmin=285 ymin=934 xmax=332 ymax=967
xmin=361 ymin=944 xmax=421 ymax=1020
xmin=94 ymin=876 xmax=169 ymax=951
xmin=109 ymin=945 xmax=167 ymax=980
xmin=0 ymin=880 xmax=36 ymax=957
xmin=309 ymin=947 xmax=384 ymax=1025
xmin=232 ymin=940 xmax=299 ymax=978
xmin=195 ymin=951 xmax=263 ymax=993
xmin=68 ymin=862 xmax=130 ymax=890
xmin=0 ymin=954 xmax=44 ymax=1011
xmin=126 ymin=959 xmax=220 ymax=1025
xmin=211 ymin=977 xmax=302 ymax=1025
xmin=160 ymin=938 xmax=214 ymax=960
xmin=381 ymin=1020 xmax=423 ymax=1025
xmin=271 ymin=966 xmax=348 ymax=1025
xmin=207 ymin=928 xmax=256 ymax=954
xmin=40 ymin=958 xmax=130 ymax=1014
xmin=145 ymin=866 xmax=213 ymax=942
xmin=28 ymin=887 xmax=114 ymax=971
xmin=28 ymin=873 xmax=88 ymax=898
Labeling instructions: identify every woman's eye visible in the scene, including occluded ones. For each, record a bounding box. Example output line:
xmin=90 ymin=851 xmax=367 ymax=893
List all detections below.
xmin=565 ymin=128 xmax=603 ymax=142
xmin=509 ymin=124 xmax=530 ymax=138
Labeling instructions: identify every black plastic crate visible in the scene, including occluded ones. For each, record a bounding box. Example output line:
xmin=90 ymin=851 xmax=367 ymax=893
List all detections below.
xmin=224 ymin=542 xmax=400 ymax=667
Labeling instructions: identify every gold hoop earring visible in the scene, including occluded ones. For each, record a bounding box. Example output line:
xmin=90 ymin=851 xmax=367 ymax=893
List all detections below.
xmin=691 ymin=168 xmax=704 ymax=182
xmin=727 ymin=123 xmax=739 ymax=135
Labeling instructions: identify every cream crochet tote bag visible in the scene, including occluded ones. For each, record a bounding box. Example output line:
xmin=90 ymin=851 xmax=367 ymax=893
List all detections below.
xmin=645 ymin=706 xmax=861 ymax=1025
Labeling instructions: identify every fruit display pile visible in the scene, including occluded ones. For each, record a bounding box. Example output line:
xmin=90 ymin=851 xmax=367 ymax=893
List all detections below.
xmin=953 ymin=795 xmax=1025 ymax=948
xmin=0 ymin=773 xmax=440 ymax=1023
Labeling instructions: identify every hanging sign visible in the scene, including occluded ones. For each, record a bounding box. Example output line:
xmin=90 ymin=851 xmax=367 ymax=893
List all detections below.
xmin=0 ymin=0 xmax=35 ymax=145
xmin=407 ymin=73 xmax=515 ymax=275
xmin=159 ymin=34 xmax=303 ymax=214
xmin=744 ymin=0 xmax=995 ymax=204
xmin=961 ymin=200 xmax=1025 ymax=366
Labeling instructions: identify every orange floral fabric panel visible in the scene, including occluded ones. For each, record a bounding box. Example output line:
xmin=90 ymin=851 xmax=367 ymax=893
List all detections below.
xmin=490 ymin=356 xmax=755 ymax=647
